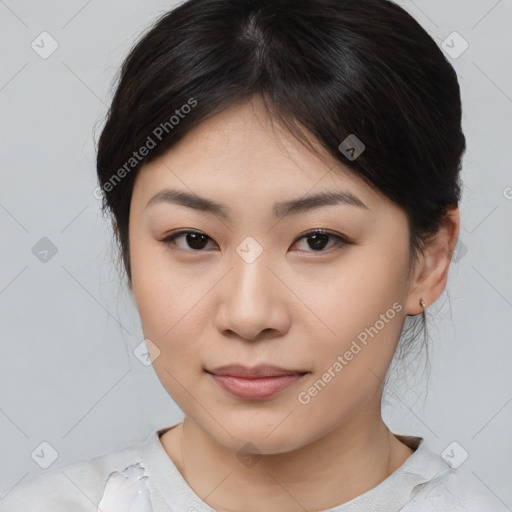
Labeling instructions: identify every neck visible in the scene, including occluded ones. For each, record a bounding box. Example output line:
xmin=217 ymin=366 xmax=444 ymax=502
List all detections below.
xmin=161 ymin=403 xmax=414 ymax=511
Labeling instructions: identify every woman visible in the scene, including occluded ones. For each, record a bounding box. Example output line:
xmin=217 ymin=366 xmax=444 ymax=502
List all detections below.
xmin=2 ymin=0 xmax=505 ymax=510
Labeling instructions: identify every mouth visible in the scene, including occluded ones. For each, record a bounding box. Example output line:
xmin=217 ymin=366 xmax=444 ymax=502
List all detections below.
xmin=205 ymin=365 xmax=309 ymax=400
xmin=206 ymin=364 xmax=309 ymax=378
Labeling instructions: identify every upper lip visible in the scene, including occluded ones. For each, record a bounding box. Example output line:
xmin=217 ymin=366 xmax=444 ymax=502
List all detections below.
xmin=206 ymin=364 xmax=308 ymax=378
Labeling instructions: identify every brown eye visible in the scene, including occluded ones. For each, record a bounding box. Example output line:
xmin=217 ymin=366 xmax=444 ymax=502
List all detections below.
xmin=292 ymin=230 xmax=351 ymax=253
xmin=162 ymin=230 xmax=217 ymax=251
xmin=161 ymin=228 xmax=352 ymax=254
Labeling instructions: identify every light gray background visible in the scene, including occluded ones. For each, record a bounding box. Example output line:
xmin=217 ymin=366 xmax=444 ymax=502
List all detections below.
xmin=1 ymin=0 xmax=511 ymax=507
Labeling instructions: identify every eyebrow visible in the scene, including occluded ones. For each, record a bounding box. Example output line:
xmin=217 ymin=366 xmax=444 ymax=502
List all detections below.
xmin=143 ymin=188 xmax=368 ymax=220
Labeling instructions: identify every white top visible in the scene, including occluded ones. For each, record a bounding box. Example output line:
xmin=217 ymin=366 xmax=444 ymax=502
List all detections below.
xmin=0 ymin=423 xmax=506 ymax=511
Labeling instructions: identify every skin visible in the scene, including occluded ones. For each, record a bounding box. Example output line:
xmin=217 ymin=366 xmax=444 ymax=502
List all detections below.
xmin=127 ymin=96 xmax=460 ymax=511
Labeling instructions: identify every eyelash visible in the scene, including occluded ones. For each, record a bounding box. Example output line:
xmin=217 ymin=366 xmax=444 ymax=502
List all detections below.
xmin=160 ymin=229 xmax=353 ymax=254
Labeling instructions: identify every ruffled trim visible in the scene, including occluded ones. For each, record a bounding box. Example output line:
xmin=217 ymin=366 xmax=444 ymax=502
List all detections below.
xmin=97 ymin=462 xmax=153 ymax=512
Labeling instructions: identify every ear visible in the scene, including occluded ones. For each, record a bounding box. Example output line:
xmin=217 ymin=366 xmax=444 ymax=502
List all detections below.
xmin=405 ymin=207 xmax=460 ymax=315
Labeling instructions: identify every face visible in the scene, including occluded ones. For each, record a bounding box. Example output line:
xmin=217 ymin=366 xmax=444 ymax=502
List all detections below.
xmin=128 ymin=97 xmax=415 ymax=454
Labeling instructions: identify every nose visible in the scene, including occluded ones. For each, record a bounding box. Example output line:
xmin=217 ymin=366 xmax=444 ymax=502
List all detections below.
xmin=214 ymin=252 xmax=291 ymax=342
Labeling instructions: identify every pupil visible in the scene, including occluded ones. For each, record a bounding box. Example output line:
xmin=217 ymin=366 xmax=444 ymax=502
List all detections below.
xmin=188 ymin=233 xmax=208 ymax=249
xmin=308 ymin=234 xmax=328 ymax=251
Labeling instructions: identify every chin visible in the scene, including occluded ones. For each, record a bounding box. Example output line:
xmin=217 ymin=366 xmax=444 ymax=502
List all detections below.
xmin=200 ymin=410 xmax=311 ymax=455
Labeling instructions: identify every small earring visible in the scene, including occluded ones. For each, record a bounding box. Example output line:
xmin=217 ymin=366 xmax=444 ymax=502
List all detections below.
xmin=419 ymin=297 xmax=426 ymax=309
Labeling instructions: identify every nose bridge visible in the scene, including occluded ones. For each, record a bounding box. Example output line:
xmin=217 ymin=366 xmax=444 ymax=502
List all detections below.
xmin=216 ymin=238 xmax=286 ymax=339
xmin=231 ymin=241 xmax=274 ymax=312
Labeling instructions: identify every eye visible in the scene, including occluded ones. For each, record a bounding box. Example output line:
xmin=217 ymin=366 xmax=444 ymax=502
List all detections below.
xmin=291 ymin=229 xmax=351 ymax=253
xmin=161 ymin=230 xmax=217 ymax=251
xmin=161 ymin=229 xmax=352 ymax=253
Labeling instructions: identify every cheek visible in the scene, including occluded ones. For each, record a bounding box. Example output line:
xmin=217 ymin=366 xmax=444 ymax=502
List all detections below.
xmin=130 ymin=241 xmax=212 ymax=366
xmin=130 ymin=255 xmax=208 ymax=406
xmin=301 ymin=246 xmax=406 ymax=325
xmin=293 ymin=270 xmax=406 ymax=431
xmin=133 ymin=270 xmax=202 ymax=350
xmin=294 ymin=243 xmax=408 ymax=378
xmin=130 ymin=240 xmax=178 ymax=344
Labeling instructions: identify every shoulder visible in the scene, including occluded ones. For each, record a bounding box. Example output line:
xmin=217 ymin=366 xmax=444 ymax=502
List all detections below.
xmin=404 ymin=468 xmax=509 ymax=511
xmin=390 ymin=434 xmax=508 ymax=512
xmin=0 ymin=440 xmax=142 ymax=512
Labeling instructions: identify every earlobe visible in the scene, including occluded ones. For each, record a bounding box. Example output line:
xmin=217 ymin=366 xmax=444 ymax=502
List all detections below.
xmin=405 ymin=207 xmax=460 ymax=315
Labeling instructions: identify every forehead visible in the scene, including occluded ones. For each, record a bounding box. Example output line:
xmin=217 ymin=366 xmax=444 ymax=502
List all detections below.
xmin=131 ymin=98 xmax=381 ymax=212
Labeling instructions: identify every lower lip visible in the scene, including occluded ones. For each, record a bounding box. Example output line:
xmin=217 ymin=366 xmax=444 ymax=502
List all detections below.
xmin=208 ymin=372 xmax=307 ymax=400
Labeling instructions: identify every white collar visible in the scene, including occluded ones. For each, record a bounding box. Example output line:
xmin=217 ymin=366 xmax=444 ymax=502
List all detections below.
xmin=139 ymin=424 xmax=453 ymax=512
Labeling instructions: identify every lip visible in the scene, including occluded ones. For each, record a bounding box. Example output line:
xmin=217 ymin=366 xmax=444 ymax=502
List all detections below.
xmin=206 ymin=365 xmax=309 ymax=400
xmin=207 ymin=364 xmax=308 ymax=378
